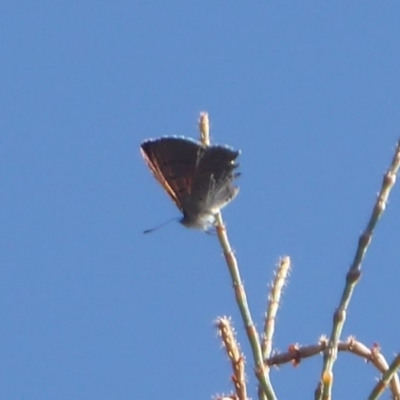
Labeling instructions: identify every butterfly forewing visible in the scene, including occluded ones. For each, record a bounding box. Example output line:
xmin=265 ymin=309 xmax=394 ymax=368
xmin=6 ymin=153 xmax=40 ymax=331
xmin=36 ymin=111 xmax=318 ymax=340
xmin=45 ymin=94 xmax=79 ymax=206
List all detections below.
xmin=141 ymin=138 xmax=203 ymax=210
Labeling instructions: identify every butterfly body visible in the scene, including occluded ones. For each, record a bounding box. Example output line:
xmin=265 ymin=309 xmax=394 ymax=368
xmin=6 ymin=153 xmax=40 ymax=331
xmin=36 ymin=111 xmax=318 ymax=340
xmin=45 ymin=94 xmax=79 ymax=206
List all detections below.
xmin=141 ymin=137 xmax=240 ymax=230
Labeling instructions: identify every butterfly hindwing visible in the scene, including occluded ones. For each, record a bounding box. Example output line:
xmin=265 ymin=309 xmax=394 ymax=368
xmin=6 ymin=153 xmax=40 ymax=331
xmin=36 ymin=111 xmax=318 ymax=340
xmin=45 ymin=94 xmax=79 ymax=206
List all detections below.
xmin=190 ymin=145 xmax=240 ymax=214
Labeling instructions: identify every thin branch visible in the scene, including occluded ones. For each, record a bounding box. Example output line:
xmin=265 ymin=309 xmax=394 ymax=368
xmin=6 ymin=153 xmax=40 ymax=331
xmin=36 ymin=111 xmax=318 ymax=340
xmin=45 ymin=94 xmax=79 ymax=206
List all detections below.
xmin=368 ymin=352 xmax=400 ymax=400
xmin=198 ymin=112 xmax=277 ymax=400
xmin=216 ymin=317 xmax=248 ymax=400
xmin=266 ymin=337 xmax=400 ymax=398
xmin=262 ymin=256 xmax=291 ymax=360
xmin=316 ymin=139 xmax=400 ymax=400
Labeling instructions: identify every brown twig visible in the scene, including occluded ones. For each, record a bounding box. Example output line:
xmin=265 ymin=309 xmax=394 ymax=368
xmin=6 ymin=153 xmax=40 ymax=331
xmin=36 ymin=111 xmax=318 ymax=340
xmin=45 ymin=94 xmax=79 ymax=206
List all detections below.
xmin=215 ymin=317 xmax=248 ymax=400
xmin=266 ymin=337 xmax=400 ymax=398
xmin=368 ymin=352 xmax=400 ymax=400
xmin=262 ymin=256 xmax=291 ymax=360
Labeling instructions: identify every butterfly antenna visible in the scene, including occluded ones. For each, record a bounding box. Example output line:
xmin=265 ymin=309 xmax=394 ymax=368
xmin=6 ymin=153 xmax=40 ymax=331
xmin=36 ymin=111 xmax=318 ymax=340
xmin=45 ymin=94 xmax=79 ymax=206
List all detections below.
xmin=143 ymin=217 xmax=179 ymax=234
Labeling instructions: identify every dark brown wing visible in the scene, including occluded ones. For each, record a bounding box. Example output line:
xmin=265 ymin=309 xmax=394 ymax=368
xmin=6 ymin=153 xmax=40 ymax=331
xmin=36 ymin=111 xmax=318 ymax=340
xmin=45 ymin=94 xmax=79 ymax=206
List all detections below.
xmin=140 ymin=137 xmax=204 ymax=211
xmin=196 ymin=145 xmax=239 ymax=182
xmin=182 ymin=144 xmax=240 ymax=219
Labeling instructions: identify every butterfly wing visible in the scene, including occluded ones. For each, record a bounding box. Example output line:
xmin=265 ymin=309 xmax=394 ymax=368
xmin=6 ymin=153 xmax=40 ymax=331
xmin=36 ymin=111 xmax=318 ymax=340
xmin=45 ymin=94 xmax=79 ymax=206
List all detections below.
xmin=185 ymin=145 xmax=240 ymax=217
xmin=141 ymin=137 xmax=241 ymax=230
xmin=140 ymin=137 xmax=202 ymax=211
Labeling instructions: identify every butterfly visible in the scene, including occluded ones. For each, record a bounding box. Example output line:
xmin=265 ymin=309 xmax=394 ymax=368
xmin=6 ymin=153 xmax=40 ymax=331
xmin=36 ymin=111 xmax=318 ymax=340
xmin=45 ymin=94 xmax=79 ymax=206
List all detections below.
xmin=140 ymin=137 xmax=240 ymax=230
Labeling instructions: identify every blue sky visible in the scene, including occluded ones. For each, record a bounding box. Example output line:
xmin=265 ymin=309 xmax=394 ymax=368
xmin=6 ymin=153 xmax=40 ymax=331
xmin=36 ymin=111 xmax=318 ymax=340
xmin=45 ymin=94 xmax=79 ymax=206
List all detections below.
xmin=1 ymin=2 xmax=400 ymax=399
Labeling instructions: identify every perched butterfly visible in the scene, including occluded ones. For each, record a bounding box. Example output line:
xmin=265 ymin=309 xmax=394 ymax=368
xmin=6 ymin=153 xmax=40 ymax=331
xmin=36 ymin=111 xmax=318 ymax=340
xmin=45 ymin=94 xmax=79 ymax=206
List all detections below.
xmin=140 ymin=137 xmax=240 ymax=230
